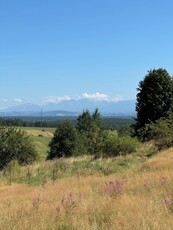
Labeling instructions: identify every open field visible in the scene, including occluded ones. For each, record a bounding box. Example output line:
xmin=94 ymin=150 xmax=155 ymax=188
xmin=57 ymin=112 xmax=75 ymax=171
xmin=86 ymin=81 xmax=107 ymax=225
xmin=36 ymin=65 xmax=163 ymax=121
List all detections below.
xmin=20 ymin=127 xmax=55 ymax=159
xmin=0 ymin=148 xmax=173 ymax=229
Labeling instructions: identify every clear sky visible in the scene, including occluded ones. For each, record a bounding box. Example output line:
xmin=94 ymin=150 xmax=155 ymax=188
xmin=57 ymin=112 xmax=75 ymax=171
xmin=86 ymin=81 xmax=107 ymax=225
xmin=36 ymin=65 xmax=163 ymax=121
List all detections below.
xmin=1 ymin=0 xmax=173 ymax=108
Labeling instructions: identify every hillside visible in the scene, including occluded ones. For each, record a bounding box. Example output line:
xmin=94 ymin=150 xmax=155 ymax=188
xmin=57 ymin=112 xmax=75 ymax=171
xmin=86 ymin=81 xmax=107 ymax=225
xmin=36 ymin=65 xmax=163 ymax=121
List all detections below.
xmin=0 ymin=148 xmax=173 ymax=229
xmin=20 ymin=127 xmax=55 ymax=159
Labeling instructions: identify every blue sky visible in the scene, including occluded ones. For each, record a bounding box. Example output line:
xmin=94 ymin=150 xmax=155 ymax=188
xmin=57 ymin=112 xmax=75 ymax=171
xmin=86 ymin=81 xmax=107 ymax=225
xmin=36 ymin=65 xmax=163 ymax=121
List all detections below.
xmin=1 ymin=0 xmax=173 ymax=108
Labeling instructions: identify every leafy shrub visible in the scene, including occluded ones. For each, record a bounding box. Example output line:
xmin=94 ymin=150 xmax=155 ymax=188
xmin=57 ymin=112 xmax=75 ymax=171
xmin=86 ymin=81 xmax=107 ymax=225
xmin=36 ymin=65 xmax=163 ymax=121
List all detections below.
xmin=102 ymin=131 xmax=140 ymax=157
xmin=47 ymin=121 xmax=78 ymax=159
xmin=144 ymin=117 xmax=173 ymax=150
xmin=118 ymin=124 xmax=134 ymax=136
xmin=0 ymin=126 xmax=38 ymax=169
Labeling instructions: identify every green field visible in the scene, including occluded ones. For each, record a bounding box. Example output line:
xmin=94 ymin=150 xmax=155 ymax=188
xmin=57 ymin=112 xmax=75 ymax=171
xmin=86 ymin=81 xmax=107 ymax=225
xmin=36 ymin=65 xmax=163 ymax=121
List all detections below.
xmin=20 ymin=127 xmax=55 ymax=159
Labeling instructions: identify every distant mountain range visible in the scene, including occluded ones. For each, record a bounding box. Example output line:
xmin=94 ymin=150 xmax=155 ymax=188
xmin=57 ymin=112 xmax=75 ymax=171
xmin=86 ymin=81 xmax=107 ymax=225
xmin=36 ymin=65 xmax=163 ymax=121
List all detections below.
xmin=0 ymin=99 xmax=136 ymax=117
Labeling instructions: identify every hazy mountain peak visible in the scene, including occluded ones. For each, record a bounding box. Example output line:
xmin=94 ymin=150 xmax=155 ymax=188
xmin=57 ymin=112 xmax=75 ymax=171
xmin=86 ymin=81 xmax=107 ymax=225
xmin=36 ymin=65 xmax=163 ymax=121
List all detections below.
xmin=0 ymin=99 xmax=135 ymax=116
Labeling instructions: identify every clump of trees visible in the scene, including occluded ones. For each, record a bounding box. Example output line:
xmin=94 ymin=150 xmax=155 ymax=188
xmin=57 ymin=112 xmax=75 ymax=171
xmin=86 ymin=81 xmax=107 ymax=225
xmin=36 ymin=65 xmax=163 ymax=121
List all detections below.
xmin=47 ymin=109 xmax=139 ymax=159
xmin=0 ymin=126 xmax=38 ymax=169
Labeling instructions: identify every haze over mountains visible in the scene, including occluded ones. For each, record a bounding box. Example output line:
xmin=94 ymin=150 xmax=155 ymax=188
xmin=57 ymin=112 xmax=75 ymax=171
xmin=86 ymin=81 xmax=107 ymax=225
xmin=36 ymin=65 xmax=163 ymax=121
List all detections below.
xmin=0 ymin=99 xmax=136 ymax=117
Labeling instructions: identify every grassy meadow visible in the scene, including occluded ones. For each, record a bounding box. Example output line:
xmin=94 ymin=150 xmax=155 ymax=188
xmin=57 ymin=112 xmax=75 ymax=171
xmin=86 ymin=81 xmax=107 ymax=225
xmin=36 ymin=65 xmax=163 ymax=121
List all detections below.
xmin=20 ymin=127 xmax=55 ymax=159
xmin=0 ymin=127 xmax=173 ymax=229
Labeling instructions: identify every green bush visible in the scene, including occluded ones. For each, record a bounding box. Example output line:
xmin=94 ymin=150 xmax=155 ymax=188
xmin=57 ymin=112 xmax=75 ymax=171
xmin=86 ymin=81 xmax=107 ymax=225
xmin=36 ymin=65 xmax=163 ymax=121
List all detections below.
xmin=102 ymin=131 xmax=140 ymax=157
xmin=144 ymin=117 xmax=173 ymax=150
xmin=0 ymin=126 xmax=38 ymax=169
xmin=47 ymin=121 xmax=78 ymax=159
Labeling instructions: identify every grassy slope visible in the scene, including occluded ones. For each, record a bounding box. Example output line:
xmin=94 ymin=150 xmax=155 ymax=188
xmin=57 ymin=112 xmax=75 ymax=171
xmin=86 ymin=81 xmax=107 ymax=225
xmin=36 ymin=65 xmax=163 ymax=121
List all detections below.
xmin=20 ymin=127 xmax=55 ymax=159
xmin=0 ymin=148 xmax=173 ymax=229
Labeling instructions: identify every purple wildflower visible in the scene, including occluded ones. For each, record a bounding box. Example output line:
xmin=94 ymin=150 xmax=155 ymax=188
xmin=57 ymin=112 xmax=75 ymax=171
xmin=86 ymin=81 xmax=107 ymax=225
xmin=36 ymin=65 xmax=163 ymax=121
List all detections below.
xmin=104 ymin=180 xmax=125 ymax=198
xmin=144 ymin=180 xmax=150 ymax=191
xmin=32 ymin=198 xmax=40 ymax=210
xmin=161 ymin=176 xmax=168 ymax=187
xmin=164 ymin=197 xmax=171 ymax=207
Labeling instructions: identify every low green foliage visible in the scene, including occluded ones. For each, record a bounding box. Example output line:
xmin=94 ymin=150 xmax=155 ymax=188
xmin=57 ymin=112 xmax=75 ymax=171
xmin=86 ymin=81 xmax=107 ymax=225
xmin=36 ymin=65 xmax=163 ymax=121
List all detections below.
xmin=0 ymin=126 xmax=38 ymax=169
xmin=102 ymin=131 xmax=140 ymax=157
xmin=141 ymin=117 xmax=173 ymax=150
xmin=0 ymin=144 xmax=153 ymax=185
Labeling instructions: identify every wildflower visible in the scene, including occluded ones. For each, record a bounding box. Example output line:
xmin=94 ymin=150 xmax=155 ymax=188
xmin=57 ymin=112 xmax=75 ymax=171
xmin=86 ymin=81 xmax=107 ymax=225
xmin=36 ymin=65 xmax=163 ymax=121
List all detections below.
xmin=104 ymin=180 xmax=125 ymax=198
xmin=32 ymin=198 xmax=40 ymax=210
xmin=143 ymin=180 xmax=150 ymax=191
xmin=61 ymin=192 xmax=82 ymax=213
xmin=164 ymin=197 xmax=171 ymax=207
xmin=161 ymin=176 xmax=168 ymax=187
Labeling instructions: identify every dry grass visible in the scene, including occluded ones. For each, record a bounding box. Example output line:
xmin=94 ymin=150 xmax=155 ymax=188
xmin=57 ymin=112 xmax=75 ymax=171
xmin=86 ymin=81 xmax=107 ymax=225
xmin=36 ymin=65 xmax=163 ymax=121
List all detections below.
xmin=1 ymin=148 xmax=173 ymax=229
xmin=20 ymin=127 xmax=55 ymax=137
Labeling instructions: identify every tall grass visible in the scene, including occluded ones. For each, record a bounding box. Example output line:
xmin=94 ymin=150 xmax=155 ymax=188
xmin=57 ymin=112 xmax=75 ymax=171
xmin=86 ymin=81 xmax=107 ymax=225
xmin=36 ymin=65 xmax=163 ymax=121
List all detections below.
xmin=0 ymin=144 xmax=153 ymax=186
xmin=0 ymin=147 xmax=173 ymax=229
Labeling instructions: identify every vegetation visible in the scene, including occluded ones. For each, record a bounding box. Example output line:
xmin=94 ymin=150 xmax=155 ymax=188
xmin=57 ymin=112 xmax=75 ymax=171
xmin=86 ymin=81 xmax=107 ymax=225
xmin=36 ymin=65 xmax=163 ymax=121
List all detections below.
xmin=76 ymin=109 xmax=103 ymax=156
xmin=46 ymin=109 xmax=139 ymax=160
xmin=102 ymin=130 xmax=140 ymax=157
xmin=0 ymin=116 xmax=134 ymax=129
xmin=0 ymin=148 xmax=172 ymax=229
xmin=1 ymin=68 xmax=173 ymax=166
xmin=135 ymin=68 xmax=173 ymax=137
xmin=47 ymin=121 xmax=78 ymax=159
xmin=0 ymin=127 xmax=38 ymax=169
xmin=1 ymin=67 xmax=173 ymax=229
xmin=0 ymin=144 xmax=155 ymax=185
xmin=141 ymin=116 xmax=173 ymax=150
xmin=20 ymin=127 xmax=55 ymax=159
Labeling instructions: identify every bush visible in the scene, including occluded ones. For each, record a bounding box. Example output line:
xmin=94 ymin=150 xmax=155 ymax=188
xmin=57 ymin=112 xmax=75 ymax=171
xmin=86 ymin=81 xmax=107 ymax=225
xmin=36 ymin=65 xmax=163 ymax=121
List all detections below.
xmin=0 ymin=126 xmax=38 ymax=169
xmin=102 ymin=131 xmax=140 ymax=157
xmin=47 ymin=121 xmax=78 ymax=159
xmin=143 ymin=117 xmax=173 ymax=150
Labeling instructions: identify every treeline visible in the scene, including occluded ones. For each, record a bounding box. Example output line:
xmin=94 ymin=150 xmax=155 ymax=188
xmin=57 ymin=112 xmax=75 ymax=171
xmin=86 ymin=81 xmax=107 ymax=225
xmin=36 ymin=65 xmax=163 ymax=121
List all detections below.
xmin=47 ymin=109 xmax=139 ymax=160
xmin=0 ymin=109 xmax=139 ymax=169
xmin=0 ymin=116 xmax=134 ymax=130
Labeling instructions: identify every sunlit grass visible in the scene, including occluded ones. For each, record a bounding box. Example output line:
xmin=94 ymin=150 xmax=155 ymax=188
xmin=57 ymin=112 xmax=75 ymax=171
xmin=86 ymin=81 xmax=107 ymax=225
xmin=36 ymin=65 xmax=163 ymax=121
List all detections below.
xmin=20 ymin=127 xmax=55 ymax=159
xmin=1 ymin=148 xmax=173 ymax=229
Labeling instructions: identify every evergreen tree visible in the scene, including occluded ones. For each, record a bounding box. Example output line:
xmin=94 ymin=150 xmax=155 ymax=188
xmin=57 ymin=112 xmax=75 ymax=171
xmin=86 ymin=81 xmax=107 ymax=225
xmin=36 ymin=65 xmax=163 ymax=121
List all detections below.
xmin=77 ymin=109 xmax=103 ymax=155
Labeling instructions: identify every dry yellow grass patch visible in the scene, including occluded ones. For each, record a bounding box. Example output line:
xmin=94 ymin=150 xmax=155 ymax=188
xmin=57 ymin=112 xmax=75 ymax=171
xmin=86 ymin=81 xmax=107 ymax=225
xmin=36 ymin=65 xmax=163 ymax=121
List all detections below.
xmin=1 ymin=149 xmax=173 ymax=229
